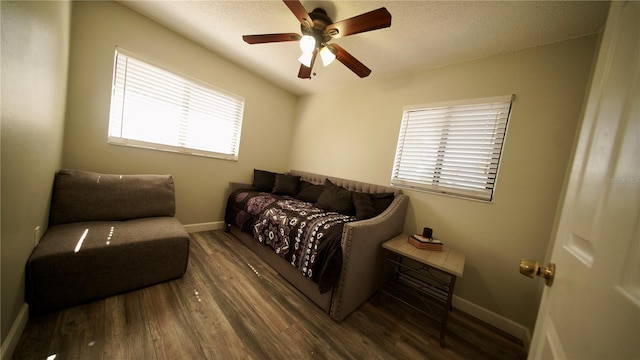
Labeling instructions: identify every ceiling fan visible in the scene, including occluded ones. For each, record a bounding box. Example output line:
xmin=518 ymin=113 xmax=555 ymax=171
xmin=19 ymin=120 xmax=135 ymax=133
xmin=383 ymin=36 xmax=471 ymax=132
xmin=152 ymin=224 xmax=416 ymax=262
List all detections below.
xmin=242 ymin=0 xmax=392 ymax=79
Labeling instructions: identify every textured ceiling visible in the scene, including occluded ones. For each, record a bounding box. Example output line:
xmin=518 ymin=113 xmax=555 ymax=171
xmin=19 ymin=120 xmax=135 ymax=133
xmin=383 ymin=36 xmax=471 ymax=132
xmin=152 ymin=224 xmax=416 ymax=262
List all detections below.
xmin=119 ymin=1 xmax=610 ymax=96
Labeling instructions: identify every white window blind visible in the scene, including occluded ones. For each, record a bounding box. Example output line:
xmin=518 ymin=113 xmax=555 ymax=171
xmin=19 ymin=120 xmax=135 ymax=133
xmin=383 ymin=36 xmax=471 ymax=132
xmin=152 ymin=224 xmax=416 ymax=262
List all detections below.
xmin=108 ymin=48 xmax=244 ymax=160
xmin=391 ymin=95 xmax=514 ymax=202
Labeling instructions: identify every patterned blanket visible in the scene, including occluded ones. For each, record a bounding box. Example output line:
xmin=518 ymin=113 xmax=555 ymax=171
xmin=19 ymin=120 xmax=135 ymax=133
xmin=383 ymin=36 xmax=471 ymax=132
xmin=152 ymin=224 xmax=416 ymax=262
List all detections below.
xmin=225 ymin=189 xmax=356 ymax=292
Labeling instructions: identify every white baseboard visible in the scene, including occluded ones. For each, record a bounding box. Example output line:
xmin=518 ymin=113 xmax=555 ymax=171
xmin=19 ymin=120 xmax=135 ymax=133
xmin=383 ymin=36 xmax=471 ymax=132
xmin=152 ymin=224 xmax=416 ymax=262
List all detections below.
xmin=1 ymin=303 xmax=29 ymax=360
xmin=183 ymin=221 xmax=225 ymax=233
xmin=453 ymin=295 xmax=531 ymax=351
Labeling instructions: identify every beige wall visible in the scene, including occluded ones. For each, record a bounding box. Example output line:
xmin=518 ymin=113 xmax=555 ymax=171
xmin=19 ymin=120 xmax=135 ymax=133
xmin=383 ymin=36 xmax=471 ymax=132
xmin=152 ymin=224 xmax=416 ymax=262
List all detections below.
xmin=289 ymin=35 xmax=598 ymax=330
xmin=1 ymin=0 xmax=71 ymax=346
xmin=63 ymin=1 xmax=298 ymax=224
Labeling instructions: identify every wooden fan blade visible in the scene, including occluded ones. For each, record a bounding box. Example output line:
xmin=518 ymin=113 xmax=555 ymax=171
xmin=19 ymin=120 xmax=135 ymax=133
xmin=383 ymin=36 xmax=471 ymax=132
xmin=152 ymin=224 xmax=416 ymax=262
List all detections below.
xmin=331 ymin=44 xmax=371 ymax=78
xmin=326 ymin=8 xmax=391 ymax=39
xmin=243 ymin=33 xmax=301 ymax=44
xmin=298 ymin=64 xmax=312 ymax=79
xmin=283 ymin=0 xmax=313 ymax=28
xmin=298 ymin=49 xmax=318 ymax=79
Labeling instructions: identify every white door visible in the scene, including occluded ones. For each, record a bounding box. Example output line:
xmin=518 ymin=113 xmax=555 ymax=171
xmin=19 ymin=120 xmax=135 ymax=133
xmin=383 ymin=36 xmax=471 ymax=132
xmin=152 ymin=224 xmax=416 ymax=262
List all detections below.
xmin=527 ymin=1 xmax=639 ymax=359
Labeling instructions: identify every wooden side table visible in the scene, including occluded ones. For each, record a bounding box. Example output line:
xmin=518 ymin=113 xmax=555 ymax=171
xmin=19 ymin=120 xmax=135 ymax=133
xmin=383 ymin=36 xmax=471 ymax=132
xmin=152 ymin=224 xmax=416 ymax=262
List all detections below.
xmin=380 ymin=234 xmax=465 ymax=347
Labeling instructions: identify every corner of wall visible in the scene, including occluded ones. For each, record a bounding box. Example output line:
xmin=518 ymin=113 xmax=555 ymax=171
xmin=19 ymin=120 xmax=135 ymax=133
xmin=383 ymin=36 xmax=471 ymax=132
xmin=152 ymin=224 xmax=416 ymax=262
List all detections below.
xmin=0 ymin=304 xmax=29 ymax=360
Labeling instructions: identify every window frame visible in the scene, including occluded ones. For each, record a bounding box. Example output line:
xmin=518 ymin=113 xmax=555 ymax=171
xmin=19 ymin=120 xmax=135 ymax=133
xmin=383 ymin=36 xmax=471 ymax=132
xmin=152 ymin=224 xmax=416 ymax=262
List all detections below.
xmin=391 ymin=95 xmax=514 ymax=202
xmin=107 ymin=47 xmax=245 ymax=161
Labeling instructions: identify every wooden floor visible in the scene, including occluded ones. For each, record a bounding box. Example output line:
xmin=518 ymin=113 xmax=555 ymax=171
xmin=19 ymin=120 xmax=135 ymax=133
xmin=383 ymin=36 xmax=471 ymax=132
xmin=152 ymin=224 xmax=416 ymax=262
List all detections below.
xmin=12 ymin=230 xmax=527 ymax=360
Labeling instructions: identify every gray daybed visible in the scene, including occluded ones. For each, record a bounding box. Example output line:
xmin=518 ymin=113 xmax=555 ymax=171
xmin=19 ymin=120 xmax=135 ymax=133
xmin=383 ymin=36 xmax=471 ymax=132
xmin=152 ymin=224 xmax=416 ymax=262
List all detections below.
xmin=26 ymin=169 xmax=190 ymax=314
xmin=225 ymin=169 xmax=409 ymax=322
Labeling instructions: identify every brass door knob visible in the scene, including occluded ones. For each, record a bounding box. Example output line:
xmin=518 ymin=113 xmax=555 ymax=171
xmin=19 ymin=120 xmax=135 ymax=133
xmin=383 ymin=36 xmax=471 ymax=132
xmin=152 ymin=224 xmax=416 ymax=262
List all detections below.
xmin=520 ymin=259 xmax=555 ymax=287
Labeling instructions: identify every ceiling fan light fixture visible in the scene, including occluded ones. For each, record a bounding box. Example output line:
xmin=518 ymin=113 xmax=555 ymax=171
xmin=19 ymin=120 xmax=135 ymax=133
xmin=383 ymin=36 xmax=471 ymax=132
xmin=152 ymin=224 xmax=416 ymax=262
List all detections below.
xmin=299 ymin=35 xmax=316 ymax=53
xmin=320 ymin=45 xmax=336 ymax=66
xmin=242 ymin=1 xmax=391 ymax=79
xmin=298 ymin=51 xmax=314 ymax=67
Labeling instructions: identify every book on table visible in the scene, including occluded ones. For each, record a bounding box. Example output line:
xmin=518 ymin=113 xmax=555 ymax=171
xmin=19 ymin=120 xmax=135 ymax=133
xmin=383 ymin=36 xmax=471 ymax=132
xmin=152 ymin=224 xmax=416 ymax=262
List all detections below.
xmin=408 ymin=234 xmax=443 ymax=251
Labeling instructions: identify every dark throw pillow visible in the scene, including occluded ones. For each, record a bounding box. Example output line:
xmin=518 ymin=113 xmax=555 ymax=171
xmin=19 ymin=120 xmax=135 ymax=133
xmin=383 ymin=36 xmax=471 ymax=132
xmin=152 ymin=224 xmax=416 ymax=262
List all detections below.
xmin=296 ymin=181 xmax=325 ymax=203
xmin=352 ymin=192 xmax=376 ymax=220
xmin=315 ymin=179 xmax=354 ymax=215
xmin=272 ymin=174 xmax=301 ymax=196
xmin=369 ymin=192 xmax=395 ymax=215
xmin=252 ymin=169 xmax=278 ymax=192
